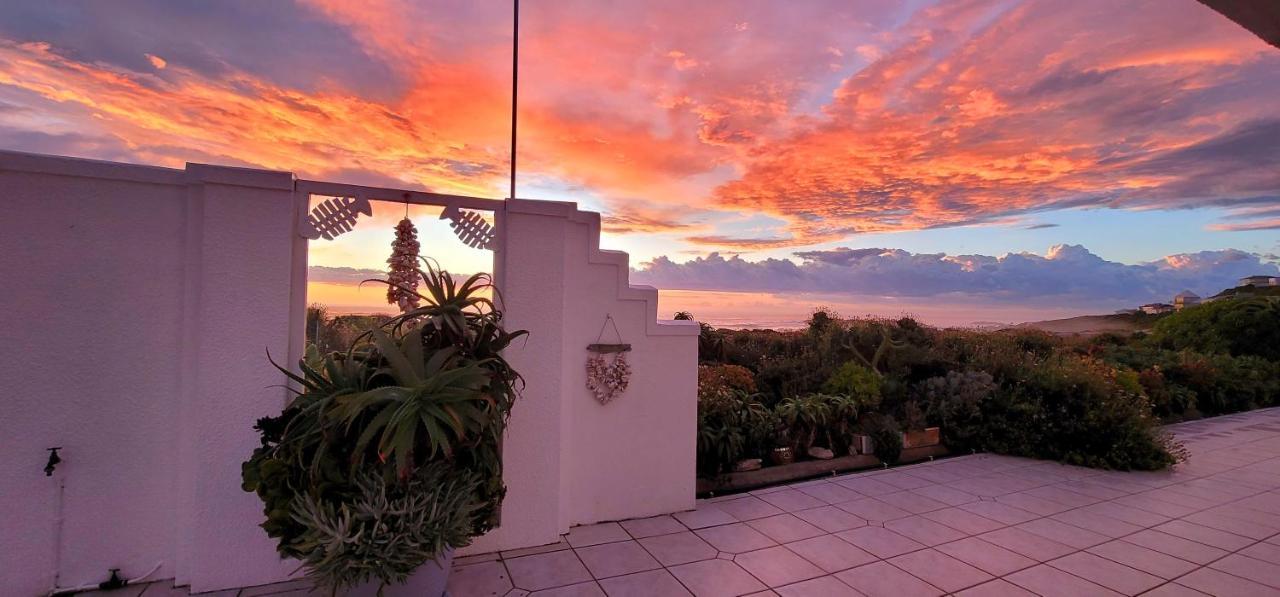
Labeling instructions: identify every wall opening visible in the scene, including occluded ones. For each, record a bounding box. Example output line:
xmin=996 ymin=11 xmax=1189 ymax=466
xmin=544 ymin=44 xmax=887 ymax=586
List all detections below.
xmin=302 ymin=195 xmax=497 ymax=351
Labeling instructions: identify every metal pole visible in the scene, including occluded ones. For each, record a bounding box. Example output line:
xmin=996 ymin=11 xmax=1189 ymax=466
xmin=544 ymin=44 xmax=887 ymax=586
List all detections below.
xmin=509 ymin=0 xmax=519 ymax=201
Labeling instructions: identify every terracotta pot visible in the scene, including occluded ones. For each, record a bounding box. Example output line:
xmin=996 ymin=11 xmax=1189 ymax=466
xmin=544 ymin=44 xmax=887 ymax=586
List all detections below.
xmin=348 ymin=549 xmax=454 ymax=597
xmin=902 ymin=427 xmax=941 ymax=449
xmin=770 ymin=446 xmax=795 ymax=465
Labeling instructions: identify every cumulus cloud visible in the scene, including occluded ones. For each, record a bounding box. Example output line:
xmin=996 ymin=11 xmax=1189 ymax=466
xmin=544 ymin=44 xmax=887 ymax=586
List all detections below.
xmin=632 ymin=245 xmax=1280 ymax=305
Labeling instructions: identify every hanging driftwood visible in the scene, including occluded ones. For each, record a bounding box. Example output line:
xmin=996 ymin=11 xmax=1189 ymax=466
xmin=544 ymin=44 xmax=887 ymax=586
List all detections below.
xmin=586 ymin=315 xmax=630 ymax=404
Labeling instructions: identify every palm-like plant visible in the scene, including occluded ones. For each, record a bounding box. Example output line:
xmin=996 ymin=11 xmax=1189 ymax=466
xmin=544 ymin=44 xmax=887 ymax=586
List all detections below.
xmin=243 ymin=260 xmax=526 ymax=592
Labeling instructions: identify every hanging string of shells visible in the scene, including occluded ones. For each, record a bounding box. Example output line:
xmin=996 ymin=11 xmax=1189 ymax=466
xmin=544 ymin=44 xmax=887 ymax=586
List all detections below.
xmin=387 ymin=216 xmax=420 ymax=312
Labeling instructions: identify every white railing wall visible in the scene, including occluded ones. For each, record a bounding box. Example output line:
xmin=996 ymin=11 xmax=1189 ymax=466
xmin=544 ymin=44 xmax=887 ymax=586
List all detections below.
xmin=0 ymin=150 xmax=697 ymax=594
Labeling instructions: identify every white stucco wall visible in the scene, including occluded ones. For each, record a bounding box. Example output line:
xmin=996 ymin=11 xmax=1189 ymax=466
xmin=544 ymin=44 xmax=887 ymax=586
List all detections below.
xmin=0 ymin=151 xmax=696 ymax=593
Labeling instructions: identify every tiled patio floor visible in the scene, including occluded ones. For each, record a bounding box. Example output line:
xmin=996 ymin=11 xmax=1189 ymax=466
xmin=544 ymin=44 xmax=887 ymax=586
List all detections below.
xmin=95 ymin=408 xmax=1280 ymax=596
xmin=446 ymin=408 xmax=1280 ymax=597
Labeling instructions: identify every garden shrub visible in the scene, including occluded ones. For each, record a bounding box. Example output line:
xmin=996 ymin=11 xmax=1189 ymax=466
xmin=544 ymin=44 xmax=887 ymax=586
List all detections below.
xmin=696 ymin=389 xmax=774 ymax=477
xmin=913 ymin=370 xmax=995 ymax=451
xmin=1152 ymin=297 xmax=1280 ymax=360
xmin=822 ymin=362 xmax=883 ymax=411
xmin=865 ymin=414 xmax=902 ymax=465
xmin=698 ymin=364 xmax=758 ymax=398
xmin=694 ymin=303 xmax=1277 ymax=477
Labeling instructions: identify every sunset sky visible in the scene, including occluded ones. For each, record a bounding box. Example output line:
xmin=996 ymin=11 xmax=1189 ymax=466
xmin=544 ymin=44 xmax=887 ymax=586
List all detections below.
xmin=2 ymin=1 xmax=1277 ymax=326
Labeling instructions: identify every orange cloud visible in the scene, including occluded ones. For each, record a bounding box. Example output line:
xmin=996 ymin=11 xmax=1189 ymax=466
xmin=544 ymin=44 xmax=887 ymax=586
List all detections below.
xmin=0 ymin=0 xmax=1276 ymax=254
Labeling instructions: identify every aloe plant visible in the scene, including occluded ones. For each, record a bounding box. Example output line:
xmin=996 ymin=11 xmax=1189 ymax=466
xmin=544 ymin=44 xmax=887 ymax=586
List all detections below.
xmin=243 ymin=261 xmax=526 ymax=592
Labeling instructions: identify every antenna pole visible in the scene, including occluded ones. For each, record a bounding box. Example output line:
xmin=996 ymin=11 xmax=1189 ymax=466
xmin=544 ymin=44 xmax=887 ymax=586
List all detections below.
xmin=509 ymin=0 xmax=519 ymax=200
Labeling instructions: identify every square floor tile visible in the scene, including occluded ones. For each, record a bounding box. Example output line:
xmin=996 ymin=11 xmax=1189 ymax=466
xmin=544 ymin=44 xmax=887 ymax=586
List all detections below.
xmin=1139 ymin=584 xmax=1211 ymax=597
xmin=1016 ymin=518 xmax=1108 ymax=549
xmin=1005 ymin=564 xmax=1122 ymax=597
xmin=836 ymin=526 xmax=926 ymax=559
xmin=796 ymin=483 xmax=860 ymax=505
xmin=1081 ymin=500 xmax=1172 ymax=527
xmin=503 ymin=539 xmax=572 ymax=559
xmin=911 ymin=485 xmax=980 ymax=506
xmin=1241 ymin=541 xmax=1280 ymax=565
xmin=640 ymin=531 xmax=718 ymax=566
xmin=890 ymin=548 xmax=993 ymax=593
xmin=921 ymin=507 xmax=1003 ymax=535
xmin=719 ymin=497 xmax=787 ymax=522
xmin=746 ymin=514 xmax=825 ymax=543
xmin=620 ymin=515 xmax=686 ymax=539
xmin=1086 ymin=540 xmax=1198 ymax=579
xmin=1184 ymin=510 xmax=1279 ymax=540
xmin=575 ymin=540 xmax=660 ymax=579
xmin=669 ymin=559 xmax=767 ymax=597
xmin=757 ymin=490 xmax=827 ymax=512
xmin=676 ymin=505 xmax=739 ymax=530
xmin=876 ymin=472 xmax=935 ymax=490
xmin=1209 ymin=554 xmax=1280 ymax=590
xmin=834 ymin=561 xmax=943 ymax=597
xmin=885 ymin=515 xmax=968 ymax=545
xmin=785 ymin=534 xmax=876 ymax=573
xmin=1050 ymin=509 xmax=1142 ymax=538
xmin=774 ymin=575 xmax=861 ymax=597
xmin=1046 ymin=551 xmax=1162 ymax=595
xmin=528 ymin=581 xmax=605 ymax=596
xmin=567 ymin=522 xmax=631 ymax=547
xmin=1175 ymin=567 xmax=1279 ymax=597
xmin=1151 ymin=520 xmax=1253 ymax=551
xmin=598 ymin=569 xmax=692 ymax=597
xmin=958 ymin=501 xmax=1038 ymax=526
xmin=936 ymin=537 xmax=1036 ymax=576
xmin=448 ymin=561 xmax=513 ymax=597
xmin=836 ymin=497 xmax=912 ymax=522
xmin=734 ymin=546 xmax=825 ymax=587
xmin=996 ymin=492 xmax=1074 ymax=516
xmin=978 ymin=527 xmax=1074 ymax=561
xmin=882 ymin=491 xmax=949 ymax=514
xmin=1122 ymin=530 xmax=1229 ymax=565
xmin=953 ymin=579 xmax=1038 ymax=596
xmin=696 ymin=523 xmax=778 ymax=554
xmin=506 ymin=550 xmax=593 ymax=591
xmin=792 ymin=505 xmax=865 ymax=533
xmin=834 ymin=476 xmax=900 ymax=496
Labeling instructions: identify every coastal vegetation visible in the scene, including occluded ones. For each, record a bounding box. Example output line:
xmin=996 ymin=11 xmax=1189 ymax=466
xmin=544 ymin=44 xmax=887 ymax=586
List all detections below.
xmin=694 ymin=295 xmax=1280 ymax=477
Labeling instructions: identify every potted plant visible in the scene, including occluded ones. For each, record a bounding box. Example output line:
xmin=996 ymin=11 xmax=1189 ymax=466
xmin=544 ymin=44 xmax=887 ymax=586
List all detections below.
xmin=901 ymin=400 xmax=941 ymax=449
xmin=775 ymin=394 xmax=831 ymax=457
xmin=865 ymin=414 xmax=903 ymax=465
xmin=242 ymin=263 xmax=526 ymax=596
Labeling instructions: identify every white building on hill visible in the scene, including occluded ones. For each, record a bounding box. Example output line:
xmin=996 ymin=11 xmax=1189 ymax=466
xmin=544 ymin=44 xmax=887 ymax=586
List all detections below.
xmin=1239 ymin=275 xmax=1279 ymax=287
xmin=1173 ymin=290 xmax=1200 ymax=311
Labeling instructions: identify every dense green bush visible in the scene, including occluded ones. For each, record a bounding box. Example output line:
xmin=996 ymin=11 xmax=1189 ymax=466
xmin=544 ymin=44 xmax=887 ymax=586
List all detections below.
xmin=866 ymin=414 xmax=903 ymax=465
xmin=822 ymin=362 xmax=883 ymax=411
xmin=913 ymin=370 xmax=995 ymax=451
xmin=1152 ymin=297 xmax=1280 ymax=360
xmin=692 ymin=298 xmax=1279 ymax=478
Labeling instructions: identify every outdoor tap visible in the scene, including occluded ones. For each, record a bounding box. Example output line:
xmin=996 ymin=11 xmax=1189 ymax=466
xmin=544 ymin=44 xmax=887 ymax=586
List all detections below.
xmin=45 ymin=447 xmax=62 ymax=476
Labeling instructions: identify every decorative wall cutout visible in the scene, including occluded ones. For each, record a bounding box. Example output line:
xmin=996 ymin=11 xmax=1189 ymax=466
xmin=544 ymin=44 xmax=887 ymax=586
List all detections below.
xmin=440 ymin=204 xmax=497 ymax=250
xmin=300 ymin=195 xmax=373 ymax=240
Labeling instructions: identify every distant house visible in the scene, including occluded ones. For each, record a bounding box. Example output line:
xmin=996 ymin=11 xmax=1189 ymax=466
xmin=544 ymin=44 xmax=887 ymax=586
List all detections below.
xmin=1140 ymin=303 xmax=1174 ymax=314
xmin=1173 ymin=290 xmax=1200 ymax=311
xmin=1239 ymin=275 xmax=1280 ymax=288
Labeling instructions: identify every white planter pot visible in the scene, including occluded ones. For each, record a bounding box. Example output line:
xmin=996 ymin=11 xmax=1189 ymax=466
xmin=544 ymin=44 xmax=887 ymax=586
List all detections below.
xmin=347 ymin=549 xmax=454 ymax=597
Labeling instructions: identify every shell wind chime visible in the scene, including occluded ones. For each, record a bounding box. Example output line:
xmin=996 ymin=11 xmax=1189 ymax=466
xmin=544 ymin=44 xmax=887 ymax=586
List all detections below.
xmin=387 ymin=216 xmax=421 ymax=312
xmin=586 ymin=315 xmax=631 ymax=404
